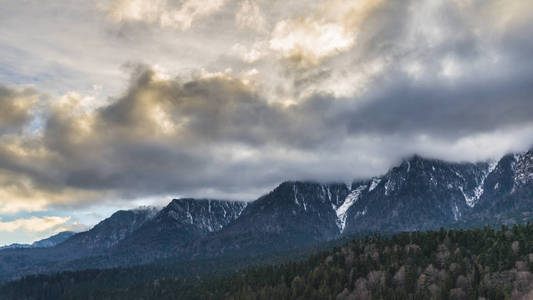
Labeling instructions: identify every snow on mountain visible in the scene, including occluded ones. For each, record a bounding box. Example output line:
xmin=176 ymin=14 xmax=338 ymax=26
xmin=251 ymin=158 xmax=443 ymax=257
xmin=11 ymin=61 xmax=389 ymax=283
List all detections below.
xmin=460 ymin=160 xmax=499 ymax=207
xmin=368 ymin=178 xmax=381 ymax=192
xmin=160 ymin=198 xmax=248 ymax=233
xmin=513 ymin=150 xmax=533 ymax=189
xmin=335 ymin=184 xmax=367 ymax=233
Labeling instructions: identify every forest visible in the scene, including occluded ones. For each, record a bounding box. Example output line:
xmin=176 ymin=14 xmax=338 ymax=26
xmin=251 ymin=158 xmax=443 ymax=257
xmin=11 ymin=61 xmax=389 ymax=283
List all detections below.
xmin=2 ymin=224 xmax=533 ymax=299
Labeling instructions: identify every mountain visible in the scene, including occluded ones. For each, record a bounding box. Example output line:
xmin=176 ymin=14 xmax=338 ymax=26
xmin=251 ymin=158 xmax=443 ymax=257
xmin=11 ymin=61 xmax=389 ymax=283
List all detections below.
xmin=55 ymin=206 xmax=160 ymax=255
xmin=31 ymin=231 xmax=76 ymax=248
xmin=0 ymin=206 xmax=160 ymax=282
xmin=195 ymin=182 xmax=350 ymax=256
xmin=341 ymin=156 xmax=493 ymax=233
xmin=0 ymin=243 xmax=31 ymax=250
xmin=0 ymin=148 xmax=532 ymax=282
xmin=0 ymin=231 xmax=76 ymax=250
xmin=469 ymin=149 xmax=533 ymax=223
xmin=194 ymin=148 xmax=533 ymax=258
xmin=342 ymin=150 xmax=533 ymax=233
xmin=112 ymin=199 xmax=247 ymax=260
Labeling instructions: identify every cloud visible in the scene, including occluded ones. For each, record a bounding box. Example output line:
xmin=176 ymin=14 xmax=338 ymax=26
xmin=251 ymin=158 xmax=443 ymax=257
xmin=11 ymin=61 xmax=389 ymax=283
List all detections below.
xmin=102 ymin=0 xmax=227 ymax=30
xmin=0 ymin=171 xmax=105 ymax=214
xmin=235 ymin=0 xmax=266 ymax=32
xmin=0 ymin=216 xmax=70 ymax=232
xmin=344 ymin=66 xmax=533 ymax=138
xmin=0 ymin=86 xmax=38 ymax=134
xmin=269 ymin=19 xmax=353 ymax=66
xmin=1 ymin=56 xmax=532 ymax=214
xmin=231 ymin=43 xmax=265 ymax=64
xmin=0 ymin=0 xmax=533 ymax=219
xmin=0 ymin=215 xmax=84 ymax=246
xmin=269 ymin=0 xmax=385 ymax=67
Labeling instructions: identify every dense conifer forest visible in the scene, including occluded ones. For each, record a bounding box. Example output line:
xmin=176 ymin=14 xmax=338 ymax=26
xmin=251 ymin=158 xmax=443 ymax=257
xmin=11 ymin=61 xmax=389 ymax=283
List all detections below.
xmin=2 ymin=224 xmax=533 ymax=299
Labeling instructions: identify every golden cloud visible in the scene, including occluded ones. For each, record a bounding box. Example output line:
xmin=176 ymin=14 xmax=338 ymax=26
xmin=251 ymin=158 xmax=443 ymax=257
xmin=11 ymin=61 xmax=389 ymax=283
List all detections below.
xmin=0 ymin=86 xmax=38 ymax=133
xmin=0 ymin=169 xmax=108 ymax=214
xmin=0 ymin=216 xmax=70 ymax=232
xmin=0 ymin=68 xmax=287 ymax=213
xmin=269 ymin=0 xmax=384 ymax=67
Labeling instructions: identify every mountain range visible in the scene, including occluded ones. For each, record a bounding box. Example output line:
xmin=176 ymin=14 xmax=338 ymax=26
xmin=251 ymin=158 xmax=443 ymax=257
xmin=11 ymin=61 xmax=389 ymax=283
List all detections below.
xmin=0 ymin=148 xmax=532 ymax=282
xmin=0 ymin=231 xmax=76 ymax=250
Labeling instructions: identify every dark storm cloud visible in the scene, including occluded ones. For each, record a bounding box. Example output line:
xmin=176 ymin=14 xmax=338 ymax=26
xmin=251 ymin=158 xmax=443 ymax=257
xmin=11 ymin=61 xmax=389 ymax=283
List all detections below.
xmin=326 ymin=0 xmax=533 ymax=140
xmin=344 ymin=67 xmax=533 ymax=138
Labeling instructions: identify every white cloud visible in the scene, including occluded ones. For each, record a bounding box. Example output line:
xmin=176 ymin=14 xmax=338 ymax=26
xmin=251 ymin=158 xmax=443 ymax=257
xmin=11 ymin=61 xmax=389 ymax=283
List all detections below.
xmin=102 ymin=0 xmax=227 ymax=30
xmin=440 ymin=56 xmax=462 ymax=79
xmin=235 ymin=0 xmax=266 ymax=32
xmin=269 ymin=19 xmax=354 ymax=66
xmin=231 ymin=42 xmax=266 ymax=63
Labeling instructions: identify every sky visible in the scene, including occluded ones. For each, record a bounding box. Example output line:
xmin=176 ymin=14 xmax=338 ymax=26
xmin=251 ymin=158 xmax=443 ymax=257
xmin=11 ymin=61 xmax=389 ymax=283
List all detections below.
xmin=0 ymin=0 xmax=533 ymax=246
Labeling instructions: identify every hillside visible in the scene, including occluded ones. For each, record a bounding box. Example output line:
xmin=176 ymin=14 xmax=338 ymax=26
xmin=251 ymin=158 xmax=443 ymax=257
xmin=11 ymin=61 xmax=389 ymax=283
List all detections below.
xmin=2 ymin=224 xmax=533 ymax=299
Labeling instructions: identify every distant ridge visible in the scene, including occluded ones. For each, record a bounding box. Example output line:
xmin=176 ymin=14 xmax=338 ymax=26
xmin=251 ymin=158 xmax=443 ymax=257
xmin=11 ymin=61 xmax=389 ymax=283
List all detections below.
xmin=0 ymin=231 xmax=76 ymax=250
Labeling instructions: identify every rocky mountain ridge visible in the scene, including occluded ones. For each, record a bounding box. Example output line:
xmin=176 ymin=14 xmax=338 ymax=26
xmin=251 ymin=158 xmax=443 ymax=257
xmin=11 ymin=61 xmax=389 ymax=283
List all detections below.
xmin=0 ymin=148 xmax=531 ymax=282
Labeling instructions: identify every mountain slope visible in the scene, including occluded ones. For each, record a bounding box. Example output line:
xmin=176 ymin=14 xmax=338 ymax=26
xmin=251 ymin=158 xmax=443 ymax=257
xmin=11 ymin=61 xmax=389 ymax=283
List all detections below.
xmin=342 ymin=156 xmax=492 ymax=234
xmin=6 ymin=223 xmax=533 ymax=299
xmin=0 ymin=207 xmax=159 ymax=282
xmin=468 ymin=149 xmax=533 ymax=224
xmin=341 ymin=149 xmax=533 ymax=234
xmin=195 ymin=181 xmax=350 ymax=256
xmin=112 ymin=199 xmax=247 ymax=259
xmin=31 ymin=231 xmax=76 ymax=248
xmin=56 ymin=206 xmax=159 ymax=255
